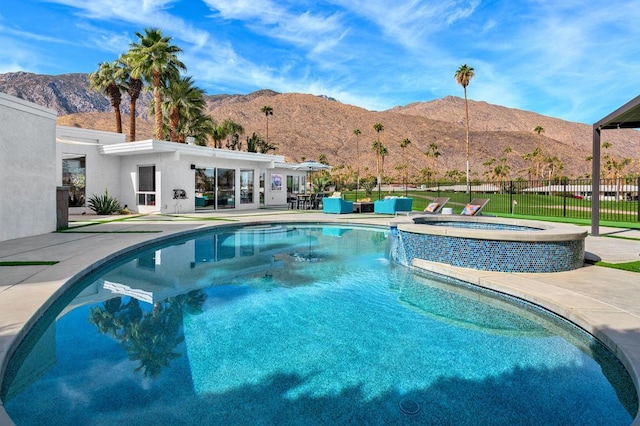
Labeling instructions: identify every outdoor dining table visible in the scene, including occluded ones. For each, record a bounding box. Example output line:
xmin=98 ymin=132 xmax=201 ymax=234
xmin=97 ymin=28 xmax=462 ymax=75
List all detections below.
xmin=291 ymin=193 xmax=325 ymax=210
xmin=297 ymin=194 xmax=312 ymax=209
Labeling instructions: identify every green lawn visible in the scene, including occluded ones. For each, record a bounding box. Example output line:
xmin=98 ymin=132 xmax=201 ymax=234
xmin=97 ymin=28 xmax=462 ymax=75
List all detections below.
xmin=343 ymin=189 xmax=639 ymax=225
xmin=0 ymin=261 xmax=59 ymax=266
xmin=593 ymin=261 xmax=640 ymax=273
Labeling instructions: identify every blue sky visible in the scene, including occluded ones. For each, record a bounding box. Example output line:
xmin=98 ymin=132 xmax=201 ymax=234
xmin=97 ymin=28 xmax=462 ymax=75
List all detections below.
xmin=0 ymin=0 xmax=638 ymax=124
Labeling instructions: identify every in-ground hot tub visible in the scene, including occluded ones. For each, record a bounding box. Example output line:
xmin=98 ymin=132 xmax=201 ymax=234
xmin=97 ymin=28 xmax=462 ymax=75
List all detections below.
xmin=390 ymin=216 xmax=588 ymax=272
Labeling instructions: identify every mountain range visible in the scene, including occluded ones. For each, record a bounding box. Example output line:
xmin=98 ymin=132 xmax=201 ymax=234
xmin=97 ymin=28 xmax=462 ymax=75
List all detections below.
xmin=1 ymin=71 xmax=638 ymax=180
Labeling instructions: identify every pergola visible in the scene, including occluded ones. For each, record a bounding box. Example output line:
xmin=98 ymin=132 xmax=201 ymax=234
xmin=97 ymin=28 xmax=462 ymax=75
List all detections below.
xmin=592 ymin=94 xmax=640 ymax=236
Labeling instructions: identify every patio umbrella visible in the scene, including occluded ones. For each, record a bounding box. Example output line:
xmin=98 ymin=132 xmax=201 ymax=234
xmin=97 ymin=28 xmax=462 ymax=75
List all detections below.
xmin=292 ymin=161 xmax=332 ymax=193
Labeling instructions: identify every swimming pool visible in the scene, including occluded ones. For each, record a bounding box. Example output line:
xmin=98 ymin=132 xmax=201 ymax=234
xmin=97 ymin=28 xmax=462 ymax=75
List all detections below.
xmin=1 ymin=224 xmax=636 ymax=424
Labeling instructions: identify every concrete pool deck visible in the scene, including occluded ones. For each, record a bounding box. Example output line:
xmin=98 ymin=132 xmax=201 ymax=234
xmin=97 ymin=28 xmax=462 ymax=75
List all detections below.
xmin=0 ymin=211 xmax=639 ymax=425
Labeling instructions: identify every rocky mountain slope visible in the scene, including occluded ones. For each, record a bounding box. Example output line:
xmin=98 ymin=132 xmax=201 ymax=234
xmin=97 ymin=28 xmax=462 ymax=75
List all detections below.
xmin=2 ymin=72 xmax=638 ymax=179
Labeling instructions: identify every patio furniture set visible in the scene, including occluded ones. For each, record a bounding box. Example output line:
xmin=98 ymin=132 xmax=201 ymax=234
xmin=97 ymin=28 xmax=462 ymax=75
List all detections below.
xmin=322 ymin=196 xmax=489 ymax=217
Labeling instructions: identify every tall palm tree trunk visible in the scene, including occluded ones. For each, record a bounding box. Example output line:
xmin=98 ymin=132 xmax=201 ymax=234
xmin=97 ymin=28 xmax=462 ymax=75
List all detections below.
xmin=128 ymin=78 xmax=142 ymax=142
xmin=464 ymin=86 xmax=470 ymax=194
xmin=129 ymin=100 xmax=136 ymax=142
xmin=114 ymin=107 xmax=123 ymax=134
xmin=266 ymin=116 xmax=269 ymax=144
xmin=169 ymin=106 xmax=180 ymax=142
xmin=377 ymin=155 xmax=381 ymax=198
xmin=153 ymin=72 xmax=164 ymax=140
xmin=356 ymin=138 xmax=359 ymax=200
xmin=107 ymin=84 xmax=123 ymax=134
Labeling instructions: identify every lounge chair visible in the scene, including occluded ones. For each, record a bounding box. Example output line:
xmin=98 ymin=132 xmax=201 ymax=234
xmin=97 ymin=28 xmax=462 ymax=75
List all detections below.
xmin=460 ymin=198 xmax=489 ymax=216
xmin=423 ymin=197 xmax=450 ymax=214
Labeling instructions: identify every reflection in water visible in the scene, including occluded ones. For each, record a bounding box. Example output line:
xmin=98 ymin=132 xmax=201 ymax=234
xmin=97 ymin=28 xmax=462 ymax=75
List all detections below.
xmin=88 ymin=291 xmax=206 ymax=378
xmin=2 ymin=224 xmax=637 ymax=425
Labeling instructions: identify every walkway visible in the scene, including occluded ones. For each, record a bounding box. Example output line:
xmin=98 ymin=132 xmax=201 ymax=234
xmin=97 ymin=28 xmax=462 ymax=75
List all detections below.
xmin=0 ymin=211 xmax=639 ymax=425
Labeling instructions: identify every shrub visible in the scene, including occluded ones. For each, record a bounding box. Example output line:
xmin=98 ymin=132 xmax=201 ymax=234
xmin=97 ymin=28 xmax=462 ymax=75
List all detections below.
xmin=88 ymin=189 xmax=121 ymax=215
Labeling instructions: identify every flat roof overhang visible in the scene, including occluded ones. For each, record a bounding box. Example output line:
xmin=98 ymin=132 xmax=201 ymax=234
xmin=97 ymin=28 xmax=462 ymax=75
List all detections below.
xmin=99 ymin=139 xmax=286 ymax=164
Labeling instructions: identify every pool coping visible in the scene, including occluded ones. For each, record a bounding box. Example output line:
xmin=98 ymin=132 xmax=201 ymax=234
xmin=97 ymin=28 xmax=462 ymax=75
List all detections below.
xmin=397 ymin=215 xmax=588 ymax=242
xmin=0 ymin=212 xmax=639 ymax=425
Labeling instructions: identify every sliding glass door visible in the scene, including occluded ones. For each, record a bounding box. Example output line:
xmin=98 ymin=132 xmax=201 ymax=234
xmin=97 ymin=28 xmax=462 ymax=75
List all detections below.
xmin=216 ymin=168 xmax=235 ymax=209
xmin=195 ymin=167 xmax=236 ymax=210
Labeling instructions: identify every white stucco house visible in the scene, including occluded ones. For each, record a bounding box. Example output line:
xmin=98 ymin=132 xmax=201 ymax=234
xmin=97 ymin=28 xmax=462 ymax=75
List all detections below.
xmin=1 ymin=92 xmax=309 ymax=242
xmin=57 ymin=126 xmax=307 ymax=215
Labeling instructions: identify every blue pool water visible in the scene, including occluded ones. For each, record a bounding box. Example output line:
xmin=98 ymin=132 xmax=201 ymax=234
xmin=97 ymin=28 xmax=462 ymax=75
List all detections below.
xmin=2 ymin=224 xmax=637 ymax=425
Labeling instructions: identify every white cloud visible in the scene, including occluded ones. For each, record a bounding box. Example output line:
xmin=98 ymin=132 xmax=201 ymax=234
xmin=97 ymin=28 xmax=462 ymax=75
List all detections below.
xmin=203 ymin=0 xmax=347 ymax=52
xmin=328 ymin=0 xmax=481 ymax=50
xmin=43 ymin=0 xmax=210 ymax=47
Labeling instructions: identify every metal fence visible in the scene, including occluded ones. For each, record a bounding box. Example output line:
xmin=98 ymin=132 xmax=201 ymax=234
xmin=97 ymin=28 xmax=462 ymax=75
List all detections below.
xmin=350 ymin=177 xmax=640 ymax=223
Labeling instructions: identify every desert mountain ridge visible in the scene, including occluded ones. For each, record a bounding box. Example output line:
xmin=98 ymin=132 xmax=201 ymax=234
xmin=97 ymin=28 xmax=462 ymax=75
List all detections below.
xmin=2 ymin=71 xmax=638 ymax=179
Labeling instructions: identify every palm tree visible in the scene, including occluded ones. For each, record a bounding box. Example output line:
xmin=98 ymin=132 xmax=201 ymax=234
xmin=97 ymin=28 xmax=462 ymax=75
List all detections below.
xmin=353 ymin=128 xmax=361 ymax=200
xmin=601 ymin=140 xmax=632 ymax=200
xmin=128 ymin=28 xmax=187 ymax=140
xmin=380 ymin=144 xmax=389 ymax=191
xmin=373 ymin=123 xmax=384 ymax=195
xmin=455 ymin=64 xmax=475 ymax=194
xmin=533 ymin=126 xmax=545 ymax=154
xmin=400 ymin=138 xmax=411 ymax=195
xmin=222 ymin=119 xmax=245 ymax=150
xmin=185 ymin=112 xmax=215 ymax=146
xmin=257 ymin=138 xmax=277 ymax=154
xmin=246 ymin=132 xmax=260 ymax=152
xmin=424 ymin=143 xmax=441 ymax=184
xmin=544 ymin=155 xmax=564 ymax=182
xmin=211 ymin=121 xmax=228 ymax=149
xmin=89 ymin=60 xmax=126 ymax=134
xmin=372 ymin=140 xmax=388 ymax=198
xmin=261 ymin=105 xmax=273 ymax=144
xmin=163 ymin=76 xmax=205 ymax=142
xmin=118 ymin=54 xmax=143 ymax=142
xmin=523 ymin=146 xmax=544 ymax=180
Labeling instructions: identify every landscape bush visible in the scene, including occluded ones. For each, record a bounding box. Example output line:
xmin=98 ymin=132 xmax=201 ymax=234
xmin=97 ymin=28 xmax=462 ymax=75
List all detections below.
xmin=88 ymin=189 xmax=121 ymax=215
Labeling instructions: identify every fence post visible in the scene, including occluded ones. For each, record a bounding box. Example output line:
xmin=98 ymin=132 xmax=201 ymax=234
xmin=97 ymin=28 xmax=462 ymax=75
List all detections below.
xmin=563 ymin=181 xmax=567 ymax=217
xmin=637 ymin=177 xmax=640 ymax=222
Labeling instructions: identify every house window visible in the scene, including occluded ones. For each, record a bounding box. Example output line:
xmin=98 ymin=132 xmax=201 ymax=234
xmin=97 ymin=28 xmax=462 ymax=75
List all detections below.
xmin=137 ymin=165 xmax=156 ymax=206
xmin=62 ymin=155 xmax=86 ymax=207
xmin=240 ymin=170 xmax=254 ymax=204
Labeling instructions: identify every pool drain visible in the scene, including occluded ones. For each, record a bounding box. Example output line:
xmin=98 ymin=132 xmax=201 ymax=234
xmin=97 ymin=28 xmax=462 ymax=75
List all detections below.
xmin=398 ymin=398 xmax=420 ymax=415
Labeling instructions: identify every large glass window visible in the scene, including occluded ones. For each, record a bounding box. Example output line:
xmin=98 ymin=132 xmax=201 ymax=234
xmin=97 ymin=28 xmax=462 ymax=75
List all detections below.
xmin=138 ymin=165 xmax=156 ymax=206
xmin=240 ymin=170 xmax=254 ymax=204
xmin=62 ymin=155 xmax=86 ymax=207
